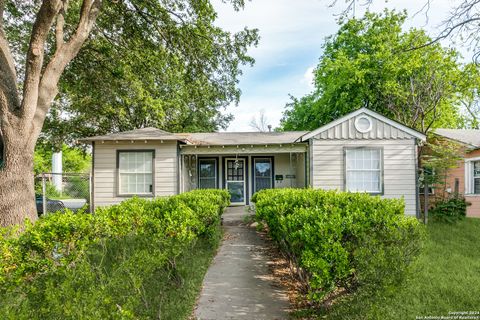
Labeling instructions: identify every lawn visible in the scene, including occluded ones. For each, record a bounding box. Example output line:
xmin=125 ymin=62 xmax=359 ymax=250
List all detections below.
xmin=297 ymin=218 xmax=480 ymax=320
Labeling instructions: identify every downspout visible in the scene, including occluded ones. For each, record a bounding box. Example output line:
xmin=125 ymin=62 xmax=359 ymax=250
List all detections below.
xmin=91 ymin=141 xmax=95 ymax=213
xmin=177 ymin=142 xmax=181 ymax=195
xmin=414 ymin=138 xmax=421 ymax=219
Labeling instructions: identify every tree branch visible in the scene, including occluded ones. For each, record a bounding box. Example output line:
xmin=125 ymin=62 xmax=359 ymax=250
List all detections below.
xmin=21 ymin=0 xmax=62 ymax=120
xmin=56 ymin=1 xmax=69 ymax=48
xmin=33 ymin=0 xmax=102 ymax=135
xmin=0 ymin=0 xmax=20 ymax=117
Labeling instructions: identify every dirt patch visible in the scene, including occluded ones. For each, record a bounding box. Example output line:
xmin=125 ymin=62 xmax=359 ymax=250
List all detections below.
xmin=254 ymin=229 xmax=309 ymax=313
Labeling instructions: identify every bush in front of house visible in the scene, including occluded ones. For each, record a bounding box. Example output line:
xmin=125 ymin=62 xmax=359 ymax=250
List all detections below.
xmin=430 ymin=196 xmax=468 ymax=223
xmin=252 ymin=188 xmax=425 ymax=304
xmin=0 ymin=189 xmax=229 ymax=319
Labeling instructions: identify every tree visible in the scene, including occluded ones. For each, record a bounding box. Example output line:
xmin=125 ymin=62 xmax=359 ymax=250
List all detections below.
xmin=249 ymin=109 xmax=271 ymax=132
xmin=35 ymin=0 xmax=258 ymax=146
xmin=0 ymin=0 xmax=257 ymax=227
xmin=332 ymin=1 xmax=480 ymax=60
xmin=280 ymin=10 xmax=472 ymax=133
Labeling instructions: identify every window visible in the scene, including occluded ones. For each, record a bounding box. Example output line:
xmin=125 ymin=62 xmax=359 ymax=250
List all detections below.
xmin=354 ymin=115 xmax=372 ymax=133
xmin=474 ymin=161 xmax=480 ymax=194
xmin=254 ymin=158 xmax=273 ymax=193
xmin=345 ymin=148 xmax=382 ymax=193
xmin=465 ymin=159 xmax=480 ymax=195
xmin=198 ymin=159 xmax=217 ymax=189
xmin=118 ymin=151 xmax=154 ymax=195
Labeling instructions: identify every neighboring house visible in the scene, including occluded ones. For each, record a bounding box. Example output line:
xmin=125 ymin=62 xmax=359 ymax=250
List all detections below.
xmin=81 ymin=108 xmax=426 ymax=216
xmin=432 ymin=129 xmax=480 ymax=217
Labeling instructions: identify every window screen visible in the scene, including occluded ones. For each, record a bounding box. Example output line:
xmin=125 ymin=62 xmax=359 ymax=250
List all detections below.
xmin=345 ymin=148 xmax=382 ymax=193
xmin=118 ymin=151 xmax=154 ymax=195
xmin=198 ymin=159 xmax=217 ymax=189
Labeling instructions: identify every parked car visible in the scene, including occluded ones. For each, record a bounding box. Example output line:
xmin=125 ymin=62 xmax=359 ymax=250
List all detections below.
xmin=35 ymin=194 xmax=65 ymax=216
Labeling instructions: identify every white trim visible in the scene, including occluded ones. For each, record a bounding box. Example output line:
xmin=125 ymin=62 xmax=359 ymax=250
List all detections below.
xmin=118 ymin=151 xmax=154 ymax=196
xmin=354 ymin=115 xmax=372 ymax=133
xmin=465 ymin=158 xmax=480 ymax=195
xmin=300 ymin=107 xmax=427 ymax=141
xmin=465 ymin=156 xmax=480 ymax=162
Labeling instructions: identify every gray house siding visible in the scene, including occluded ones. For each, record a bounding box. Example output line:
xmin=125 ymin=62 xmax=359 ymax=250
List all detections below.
xmin=85 ymin=108 xmax=424 ymax=215
xmin=314 ymin=114 xmax=414 ymax=140
xmin=93 ymin=141 xmax=178 ymax=207
xmin=311 ymin=118 xmax=419 ymax=220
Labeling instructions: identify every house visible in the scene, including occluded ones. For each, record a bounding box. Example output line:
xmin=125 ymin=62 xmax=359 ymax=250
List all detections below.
xmin=81 ymin=108 xmax=426 ymax=216
xmin=431 ymin=129 xmax=480 ymax=217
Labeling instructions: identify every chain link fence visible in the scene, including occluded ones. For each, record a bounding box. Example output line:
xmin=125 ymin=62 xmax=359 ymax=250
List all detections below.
xmin=35 ymin=173 xmax=92 ymax=215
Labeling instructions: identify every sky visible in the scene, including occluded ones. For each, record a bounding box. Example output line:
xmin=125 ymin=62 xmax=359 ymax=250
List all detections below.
xmin=211 ymin=0 xmax=468 ymax=132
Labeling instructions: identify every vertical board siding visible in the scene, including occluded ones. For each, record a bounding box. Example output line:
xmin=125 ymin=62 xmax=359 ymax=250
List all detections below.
xmin=94 ymin=141 xmax=178 ymax=207
xmin=314 ymin=113 xmax=415 ymax=140
xmin=311 ymin=139 xmax=418 ymax=216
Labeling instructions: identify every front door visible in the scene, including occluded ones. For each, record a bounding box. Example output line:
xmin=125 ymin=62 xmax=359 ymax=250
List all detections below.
xmin=225 ymin=158 xmax=246 ymax=205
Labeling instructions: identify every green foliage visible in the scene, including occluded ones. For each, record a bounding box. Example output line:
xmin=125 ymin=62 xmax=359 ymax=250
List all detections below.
xmin=252 ymin=188 xmax=425 ymax=304
xmin=421 ymin=136 xmax=464 ymax=199
xmin=298 ymin=218 xmax=480 ymax=320
xmin=34 ymin=144 xmax=91 ymax=175
xmin=430 ymin=197 xmax=468 ymax=223
xmin=280 ymin=10 xmax=473 ymax=133
xmin=34 ymin=182 xmax=62 ymax=199
xmin=5 ymin=1 xmax=259 ymax=146
xmin=0 ymin=189 xmax=230 ymax=319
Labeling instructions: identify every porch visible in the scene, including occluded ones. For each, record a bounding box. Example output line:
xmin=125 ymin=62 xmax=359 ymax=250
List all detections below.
xmin=179 ymin=143 xmax=308 ymax=205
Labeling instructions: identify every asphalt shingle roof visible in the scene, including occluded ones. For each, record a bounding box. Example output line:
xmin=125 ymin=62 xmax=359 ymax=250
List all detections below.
xmin=81 ymin=127 xmax=308 ymax=145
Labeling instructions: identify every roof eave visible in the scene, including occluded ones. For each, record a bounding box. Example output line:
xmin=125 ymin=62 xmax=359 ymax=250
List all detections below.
xmin=431 ymin=132 xmax=479 ymax=149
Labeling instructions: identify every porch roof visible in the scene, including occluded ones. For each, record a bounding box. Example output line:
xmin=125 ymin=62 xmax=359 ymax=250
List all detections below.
xmin=177 ymin=131 xmax=308 ymax=146
xmin=81 ymin=128 xmax=308 ymax=146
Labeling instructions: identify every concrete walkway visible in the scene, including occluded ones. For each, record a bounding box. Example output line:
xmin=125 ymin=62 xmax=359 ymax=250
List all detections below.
xmin=194 ymin=206 xmax=290 ymax=320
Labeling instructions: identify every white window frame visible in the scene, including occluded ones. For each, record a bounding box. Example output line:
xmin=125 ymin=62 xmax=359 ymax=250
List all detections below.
xmin=465 ymin=157 xmax=480 ymax=195
xmin=117 ymin=150 xmax=155 ymax=196
xmin=344 ymin=147 xmax=383 ymax=194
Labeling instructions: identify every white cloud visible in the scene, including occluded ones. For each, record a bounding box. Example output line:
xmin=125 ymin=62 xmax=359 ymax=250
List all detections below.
xmin=213 ymin=0 xmax=471 ymax=132
xmin=303 ymin=66 xmax=316 ymax=89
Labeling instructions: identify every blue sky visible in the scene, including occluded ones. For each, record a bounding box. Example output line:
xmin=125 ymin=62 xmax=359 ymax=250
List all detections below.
xmin=212 ymin=0 xmax=467 ymax=131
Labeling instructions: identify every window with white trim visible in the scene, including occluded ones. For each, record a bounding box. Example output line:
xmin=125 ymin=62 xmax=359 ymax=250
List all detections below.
xmin=474 ymin=161 xmax=480 ymax=194
xmin=118 ymin=151 xmax=154 ymax=195
xmin=345 ymin=148 xmax=382 ymax=193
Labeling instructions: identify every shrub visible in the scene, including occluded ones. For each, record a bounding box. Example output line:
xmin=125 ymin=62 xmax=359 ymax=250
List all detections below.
xmin=430 ymin=197 xmax=468 ymax=223
xmin=0 ymin=189 xmax=229 ymax=318
xmin=252 ymin=188 xmax=425 ymax=303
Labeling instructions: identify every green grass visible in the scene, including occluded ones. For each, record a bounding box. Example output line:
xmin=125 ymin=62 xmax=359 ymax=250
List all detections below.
xmin=0 ymin=226 xmax=222 ymax=320
xmin=294 ymin=218 xmax=480 ymax=320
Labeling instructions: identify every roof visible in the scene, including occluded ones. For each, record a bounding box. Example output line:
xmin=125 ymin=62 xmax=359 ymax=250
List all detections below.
xmin=300 ymin=107 xmax=427 ymax=141
xmin=80 ymin=127 xmax=187 ymax=142
xmin=434 ymin=129 xmax=480 ymax=149
xmin=81 ymin=127 xmax=308 ymax=145
xmin=178 ymin=131 xmax=308 ymax=146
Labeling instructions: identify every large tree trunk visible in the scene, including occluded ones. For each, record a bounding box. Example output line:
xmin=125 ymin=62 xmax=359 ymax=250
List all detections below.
xmin=0 ymin=129 xmax=37 ymax=227
xmin=0 ymin=0 xmax=101 ymax=227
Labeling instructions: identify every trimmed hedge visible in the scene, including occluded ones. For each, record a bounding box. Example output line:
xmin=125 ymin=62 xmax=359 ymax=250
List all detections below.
xmin=252 ymin=188 xmax=425 ymax=303
xmin=0 ymin=189 xmax=229 ymax=318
